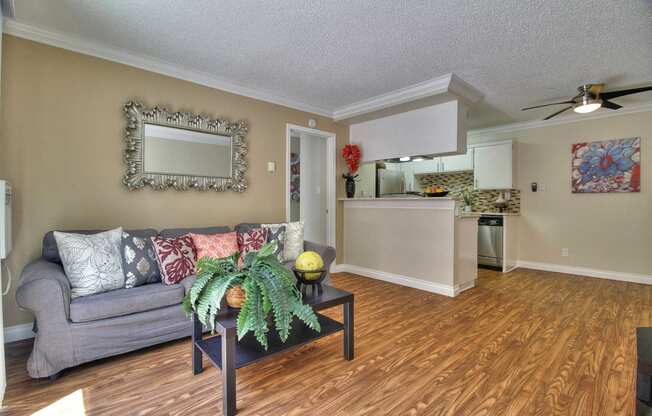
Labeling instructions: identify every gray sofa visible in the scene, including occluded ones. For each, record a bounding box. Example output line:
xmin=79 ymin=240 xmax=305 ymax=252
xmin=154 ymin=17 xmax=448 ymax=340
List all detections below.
xmin=16 ymin=225 xmax=336 ymax=379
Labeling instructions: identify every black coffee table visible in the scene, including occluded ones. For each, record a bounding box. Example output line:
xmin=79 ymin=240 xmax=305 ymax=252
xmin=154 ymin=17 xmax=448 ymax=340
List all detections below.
xmin=191 ymin=285 xmax=354 ymax=416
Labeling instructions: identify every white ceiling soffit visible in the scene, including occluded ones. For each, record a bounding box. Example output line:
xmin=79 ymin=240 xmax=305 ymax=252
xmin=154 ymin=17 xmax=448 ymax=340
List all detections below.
xmin=332 ymin=73 xmax=483 ymax=123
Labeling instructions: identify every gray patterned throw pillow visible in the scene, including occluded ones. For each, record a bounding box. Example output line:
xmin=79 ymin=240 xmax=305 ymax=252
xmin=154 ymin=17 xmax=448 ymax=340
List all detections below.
xmin=121 ymin=231 xmax=161 ymax=288
xmin=262 ymin=224 xmax=286 ymax=261
xmin=54 ymin=228 xmax=125 ymax=298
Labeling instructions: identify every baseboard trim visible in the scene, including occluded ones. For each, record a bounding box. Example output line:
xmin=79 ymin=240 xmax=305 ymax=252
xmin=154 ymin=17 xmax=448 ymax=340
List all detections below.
xmin=4 ymin=322 xmax=34 ymax=343
xmin=516 ymin=261 xmax=652 ymax=285
xmin=453 ymin=280 xmax=476 ymax=296
xmin=333 ymin=264 xmax=460 ymax=297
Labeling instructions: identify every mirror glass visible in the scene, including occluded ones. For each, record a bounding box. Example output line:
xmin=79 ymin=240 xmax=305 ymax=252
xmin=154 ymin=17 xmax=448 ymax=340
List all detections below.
xmin=143 ymin=124 xmax=232 ymax=178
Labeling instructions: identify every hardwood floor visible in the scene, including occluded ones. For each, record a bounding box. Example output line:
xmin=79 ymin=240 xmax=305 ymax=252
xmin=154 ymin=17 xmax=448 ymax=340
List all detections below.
xmin=2 ymin=268 xmax=648 ymax=415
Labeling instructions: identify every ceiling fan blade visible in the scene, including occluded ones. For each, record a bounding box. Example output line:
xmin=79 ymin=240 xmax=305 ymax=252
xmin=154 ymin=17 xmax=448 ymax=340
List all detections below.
xmin=522 ymin=100 xmax=576 ymax=111
xmin=600 ymin=100 xmax=622 ymax=110
xmin=543 ymin=106 xmax=573 ymax=120
xmin=600 ymin=86 xmax=652 ymax=100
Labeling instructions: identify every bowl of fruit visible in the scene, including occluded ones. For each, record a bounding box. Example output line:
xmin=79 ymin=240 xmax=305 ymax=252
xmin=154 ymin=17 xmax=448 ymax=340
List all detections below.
xmin=423 ymin=185 xmax=449 ymax=197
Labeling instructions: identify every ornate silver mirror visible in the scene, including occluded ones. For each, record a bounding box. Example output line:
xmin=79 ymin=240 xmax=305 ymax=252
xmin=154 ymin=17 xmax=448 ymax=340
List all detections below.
xmin=123 ymin=101 xmax=248 ymax=192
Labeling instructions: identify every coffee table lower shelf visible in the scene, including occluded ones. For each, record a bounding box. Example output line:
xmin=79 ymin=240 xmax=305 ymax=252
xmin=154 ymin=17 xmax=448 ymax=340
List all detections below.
xmin=195 ymin=314 xmax=343 ymax=370
xmin=191 ymin=284 xmax=354 ymax=416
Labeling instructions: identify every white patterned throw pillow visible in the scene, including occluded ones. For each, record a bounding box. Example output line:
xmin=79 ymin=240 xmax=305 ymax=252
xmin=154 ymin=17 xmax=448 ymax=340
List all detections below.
xmin=282 ymin=221 xmax=304 ymax=261
xmin=54 ymin=228 xmax=125 ymax=298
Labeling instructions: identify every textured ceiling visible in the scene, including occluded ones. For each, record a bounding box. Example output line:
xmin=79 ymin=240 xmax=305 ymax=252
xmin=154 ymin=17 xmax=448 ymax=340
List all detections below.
xmin=9 ymin=0 xmax=652 ymax=128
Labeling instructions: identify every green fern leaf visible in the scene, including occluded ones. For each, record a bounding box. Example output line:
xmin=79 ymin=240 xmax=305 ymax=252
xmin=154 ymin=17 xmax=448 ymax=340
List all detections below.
xmin=189 ymin=271 xmax=213 ymax=307
xmin=292 ymin=299 xmax=321 ymax=332
xmin=236 ymin=278 xmax=255 ymax=340
xmin=181 ymin=294 xmax=193 ymax=317
xmin=207 ymin=273 xmax=244 ymax=331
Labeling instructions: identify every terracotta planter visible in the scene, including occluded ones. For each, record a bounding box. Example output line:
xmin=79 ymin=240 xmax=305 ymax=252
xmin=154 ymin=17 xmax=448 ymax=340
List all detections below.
xmin=226 ymin=285 xmax=246 ymax=309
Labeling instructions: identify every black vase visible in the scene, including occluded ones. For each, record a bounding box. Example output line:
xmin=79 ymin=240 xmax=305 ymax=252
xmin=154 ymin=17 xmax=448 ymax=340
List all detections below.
xmin=345 ymin=177 xmax=356 ymax=198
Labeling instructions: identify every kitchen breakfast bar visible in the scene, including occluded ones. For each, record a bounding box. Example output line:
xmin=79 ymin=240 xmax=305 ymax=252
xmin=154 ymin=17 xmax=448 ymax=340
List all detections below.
xmin=339 ymin=197 xmax=479 ymax=297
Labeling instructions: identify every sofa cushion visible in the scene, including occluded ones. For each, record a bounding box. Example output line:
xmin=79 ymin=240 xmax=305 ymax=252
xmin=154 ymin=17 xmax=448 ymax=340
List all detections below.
xmin=54 ymin=228 xmax=125 ymax=298
xmin=70 ymin=283 xmax=185 ymax=323
xmin=151 ymin=234 xmax=197 ymax=285
xmin=159 ymin=226 xmax=230 ymax=239
xmin=121 ymin=230 xmax=161 ymax=288
xmin=237 ymin=228 xmax=268 ymax=266
xmin=261 ymin=224 xmax=286 ymax=261
xmin=43 ymin=229 xmax=158 ymax=264
xmin=180 ymin=275 xmax=196 ymax=295
xmin=282 ymin=221 xmax=305 ymax=261
xmin=234 ymin=223 xmax=261 ymax=233
xmin=190 ymin=231 xmax=238 ymax=261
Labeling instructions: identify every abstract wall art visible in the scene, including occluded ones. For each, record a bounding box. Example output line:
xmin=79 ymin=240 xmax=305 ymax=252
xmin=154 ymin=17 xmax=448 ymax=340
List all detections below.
xmin=571 ymin=137 xmax=641 ymax=193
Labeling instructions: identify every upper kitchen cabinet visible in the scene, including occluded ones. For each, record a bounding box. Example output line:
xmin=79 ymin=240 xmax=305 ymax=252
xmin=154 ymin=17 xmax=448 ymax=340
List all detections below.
xmin=472 ymin=141 xmax=515 ymax=190
xmin=440 ymin=150 xmax=473 ymax=172
xmin=412 ymin=159 xmax=440 ymax=174
xmin=411 ymin=150 xmax=473 ymax=175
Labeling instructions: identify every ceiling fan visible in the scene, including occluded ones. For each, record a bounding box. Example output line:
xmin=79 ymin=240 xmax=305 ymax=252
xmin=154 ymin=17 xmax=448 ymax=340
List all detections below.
xmin=522 ymin=84 xmax=652 ymax=120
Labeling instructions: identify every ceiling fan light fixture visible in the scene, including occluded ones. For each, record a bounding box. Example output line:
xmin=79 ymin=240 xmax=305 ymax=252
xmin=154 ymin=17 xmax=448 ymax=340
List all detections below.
xmin=573 ymin=97 xmax=602 ymax=114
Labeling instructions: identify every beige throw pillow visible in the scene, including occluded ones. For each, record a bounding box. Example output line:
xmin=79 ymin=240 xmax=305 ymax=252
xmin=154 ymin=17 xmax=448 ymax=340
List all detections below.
xmin=282 ymin=221 xmax=304 ymax=261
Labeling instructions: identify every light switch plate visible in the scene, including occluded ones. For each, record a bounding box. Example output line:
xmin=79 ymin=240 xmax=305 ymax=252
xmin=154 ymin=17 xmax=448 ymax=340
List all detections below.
xmin=267 ymin=161 xmax=276 ymax=173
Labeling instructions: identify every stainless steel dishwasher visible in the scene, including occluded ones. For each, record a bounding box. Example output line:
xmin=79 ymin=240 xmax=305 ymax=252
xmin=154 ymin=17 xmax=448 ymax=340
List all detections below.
xmin=478 ymin=216 xmax=503 ymax=269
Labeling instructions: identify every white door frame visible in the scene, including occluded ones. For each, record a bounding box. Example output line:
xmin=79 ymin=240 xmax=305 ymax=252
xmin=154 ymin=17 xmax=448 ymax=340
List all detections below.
xmin=285 ymin=124 xmax=336 ymax=248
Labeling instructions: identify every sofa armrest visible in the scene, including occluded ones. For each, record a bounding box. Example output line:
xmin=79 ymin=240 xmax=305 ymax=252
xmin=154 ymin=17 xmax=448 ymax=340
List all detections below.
xmin=16 ymin=259 xmax=72 ymax=322
xmin=303 ymin=241 xmax=336 ymax=272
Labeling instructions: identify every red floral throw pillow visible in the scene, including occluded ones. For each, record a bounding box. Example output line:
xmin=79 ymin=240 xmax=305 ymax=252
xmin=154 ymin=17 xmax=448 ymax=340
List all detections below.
xmin=190 ymin=232 xmax=238 ymax=260
xmin=150 ymin=234 xmax=197 ymax=285
xmin=237 ymin=228 xmax=268 ymax=264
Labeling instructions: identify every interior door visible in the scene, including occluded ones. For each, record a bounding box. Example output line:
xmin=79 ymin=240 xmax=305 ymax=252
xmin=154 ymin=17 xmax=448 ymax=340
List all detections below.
xmin=298 ymin=133 xmax=328 ymax=245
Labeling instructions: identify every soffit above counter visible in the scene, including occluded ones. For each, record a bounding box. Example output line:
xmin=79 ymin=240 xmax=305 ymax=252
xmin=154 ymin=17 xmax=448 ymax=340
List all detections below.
xmin=333 ymin=73 xmax=483 ymax=124
xmin=345 ymin=74 xmax=484 ymax=162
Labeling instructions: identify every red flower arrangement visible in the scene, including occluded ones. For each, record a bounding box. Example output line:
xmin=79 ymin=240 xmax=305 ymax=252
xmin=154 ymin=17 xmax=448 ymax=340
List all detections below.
xmin=342 ymin=144 xmax=361 ymax=179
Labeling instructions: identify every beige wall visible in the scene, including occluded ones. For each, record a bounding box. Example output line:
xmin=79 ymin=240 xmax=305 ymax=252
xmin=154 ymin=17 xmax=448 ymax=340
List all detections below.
xmin=469 ymin=111 xmax=651 ymax=275
xmin=0 ymin=35 xmax=348 ymax=327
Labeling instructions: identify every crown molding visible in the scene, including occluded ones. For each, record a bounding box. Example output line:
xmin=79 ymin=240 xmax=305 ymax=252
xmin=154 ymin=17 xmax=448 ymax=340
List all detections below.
xmin=2 ymin=19 xmax=333 ymax=118
xmin=468 ymin=102 xmax=652 ymax=138
xmin=332 ymin=73 xmax=483 ymax=122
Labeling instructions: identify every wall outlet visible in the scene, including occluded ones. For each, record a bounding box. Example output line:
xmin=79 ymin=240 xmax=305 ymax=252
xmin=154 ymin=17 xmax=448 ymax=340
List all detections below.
xmin=267 ymin=161 xmax=276 ymax=173
xmin=562 ymin=248 xmax=569 ymax=257
xmin=540 ymin=183 xmax=546 ymax=191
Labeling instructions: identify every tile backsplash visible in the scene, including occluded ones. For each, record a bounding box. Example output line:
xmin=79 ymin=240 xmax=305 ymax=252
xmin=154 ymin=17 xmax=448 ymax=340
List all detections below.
xmin=417 ymin=171 xmax=520 ymax=213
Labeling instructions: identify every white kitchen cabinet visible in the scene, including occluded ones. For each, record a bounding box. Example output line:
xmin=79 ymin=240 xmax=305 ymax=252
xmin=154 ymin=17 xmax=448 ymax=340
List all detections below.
xmin=412 ymin=159 xmax=440 ymax=174
xmin=473 ymin=142 xmax=514 ymax=190
xmin=440 ymin=150 xmax=473 ymax=172
xmin=409 ymin=150 xmax=473 ymax=175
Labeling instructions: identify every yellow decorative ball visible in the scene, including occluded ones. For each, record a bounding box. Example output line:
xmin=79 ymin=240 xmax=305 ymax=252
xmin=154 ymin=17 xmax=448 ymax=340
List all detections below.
xmin=294 ymin=251 xmax=324 ymax=280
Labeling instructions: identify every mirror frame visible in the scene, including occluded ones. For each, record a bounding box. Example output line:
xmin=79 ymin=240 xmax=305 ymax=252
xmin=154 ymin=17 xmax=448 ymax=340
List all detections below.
xmin=123 ymin=101 xmax=248 ymax=192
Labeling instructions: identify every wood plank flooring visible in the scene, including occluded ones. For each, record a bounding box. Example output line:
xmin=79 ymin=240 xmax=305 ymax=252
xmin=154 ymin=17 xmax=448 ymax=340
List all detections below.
xmin=1 ymin=268 xmax=649 ymax=415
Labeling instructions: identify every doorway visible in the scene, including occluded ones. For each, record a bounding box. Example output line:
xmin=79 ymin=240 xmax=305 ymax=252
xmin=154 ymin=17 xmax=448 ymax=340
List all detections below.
xmin=285 ymin=124 xmax=336 ymax=247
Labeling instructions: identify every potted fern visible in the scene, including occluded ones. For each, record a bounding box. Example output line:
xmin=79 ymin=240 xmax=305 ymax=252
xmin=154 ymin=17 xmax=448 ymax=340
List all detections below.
xmin=182 ymin=241 xmax=321 ymax=350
